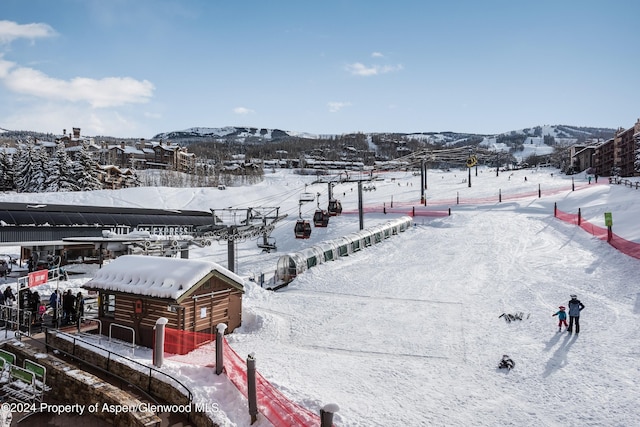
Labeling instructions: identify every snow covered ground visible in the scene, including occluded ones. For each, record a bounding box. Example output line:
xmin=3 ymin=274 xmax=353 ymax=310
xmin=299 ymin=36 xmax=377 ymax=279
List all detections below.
xmin=1 ymin=166 xmax=639 ymax=427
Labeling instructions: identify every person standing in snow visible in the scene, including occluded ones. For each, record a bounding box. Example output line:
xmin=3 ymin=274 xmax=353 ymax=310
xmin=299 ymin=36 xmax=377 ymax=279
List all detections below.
xmin=567 ymin=294 xmax=585 ymax=334
xmin=552 ymin=305 xmax=568 ymax=332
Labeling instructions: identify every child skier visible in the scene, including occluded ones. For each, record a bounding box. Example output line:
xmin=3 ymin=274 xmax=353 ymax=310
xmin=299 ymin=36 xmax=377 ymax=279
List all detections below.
xmin=552 ymin=305 xmax=568 ymax=332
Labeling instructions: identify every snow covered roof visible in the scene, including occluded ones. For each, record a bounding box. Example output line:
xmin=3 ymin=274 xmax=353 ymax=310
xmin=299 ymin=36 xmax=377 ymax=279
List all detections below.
xmin=83 ymin=255 xmax=244 ymax=300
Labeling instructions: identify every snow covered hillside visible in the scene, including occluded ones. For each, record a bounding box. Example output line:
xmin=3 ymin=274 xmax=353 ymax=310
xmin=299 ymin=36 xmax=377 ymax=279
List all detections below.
xmin=1 ymin=166 xmax=639 ymax=426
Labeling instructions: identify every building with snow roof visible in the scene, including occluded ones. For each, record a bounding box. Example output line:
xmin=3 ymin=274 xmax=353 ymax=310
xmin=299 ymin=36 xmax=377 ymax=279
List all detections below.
xmin=83 ymin=255 xmax=244 ymax=349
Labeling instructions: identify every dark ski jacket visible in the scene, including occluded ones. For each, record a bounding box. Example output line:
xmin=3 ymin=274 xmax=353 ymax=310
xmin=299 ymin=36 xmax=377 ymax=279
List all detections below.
xmin=568 ymin=298 xmax=585 ymax=317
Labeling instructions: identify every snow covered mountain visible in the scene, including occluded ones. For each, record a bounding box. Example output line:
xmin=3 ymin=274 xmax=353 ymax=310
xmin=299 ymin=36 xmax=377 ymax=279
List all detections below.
xmin=152 ymin=124 xmax=615 ymax=147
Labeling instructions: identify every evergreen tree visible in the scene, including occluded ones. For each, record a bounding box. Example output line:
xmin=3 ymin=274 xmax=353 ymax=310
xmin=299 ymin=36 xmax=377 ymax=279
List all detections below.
xmin=44 ymin=142 xmax=77 ymax=192
xmin=13 ymin=144 xmax=41 ymax=192
xmin=32 ymin=145 xmax=48 ymax=192
xmin=72 ymin=143 xmax=103 ymax=191
xmin=0 ymin=145 xmax=14 ymax=191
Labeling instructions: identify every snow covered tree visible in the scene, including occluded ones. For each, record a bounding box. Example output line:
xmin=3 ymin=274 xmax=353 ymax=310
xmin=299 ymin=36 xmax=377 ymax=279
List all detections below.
xmin=71 ymin=143 xmax=103 ymax=191
xmin=122 ymin=169 xmax=141 ymax=188
xmin=44 ymin=142 xmax=78 ymax=192
xmin=0 ymin=145 xmax=14 ymax=191
xmin=13 ymin=143 xmax=47 ymax=192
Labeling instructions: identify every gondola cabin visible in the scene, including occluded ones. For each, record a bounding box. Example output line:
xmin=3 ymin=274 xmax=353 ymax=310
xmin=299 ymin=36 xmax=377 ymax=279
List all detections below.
xmin=294 ymin=220 xmax=312 ymax=239
xmin=313 ymin=209 xmax=330 ymax=227
xmin=83 ymin=255 xmax=244 ymax=349
xmin=327 ymin=199 xmax=342 ymax=216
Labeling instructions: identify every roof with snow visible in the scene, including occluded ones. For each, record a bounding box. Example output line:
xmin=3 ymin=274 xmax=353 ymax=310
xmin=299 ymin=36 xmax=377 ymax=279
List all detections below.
xmin=83 ymin=255 xmax=244 ymax=300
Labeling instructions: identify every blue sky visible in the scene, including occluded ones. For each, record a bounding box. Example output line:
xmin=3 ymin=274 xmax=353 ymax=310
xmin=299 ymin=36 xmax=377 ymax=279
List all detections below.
xmin=1 ymin=0 xmax=638 ymax=138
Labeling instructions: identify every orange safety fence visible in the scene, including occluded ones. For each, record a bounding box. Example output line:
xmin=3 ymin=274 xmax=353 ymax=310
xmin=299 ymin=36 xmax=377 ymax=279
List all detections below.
xmin=164 ymin=328 xmax=321 ymax=427
xmin=554 ymin=208 xmax=640 ymax=260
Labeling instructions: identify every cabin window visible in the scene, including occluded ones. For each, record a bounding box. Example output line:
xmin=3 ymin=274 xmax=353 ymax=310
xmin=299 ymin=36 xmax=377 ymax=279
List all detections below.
xmin=307 ymin=256 xmax=317 ymax=268
xmin=101 ymin=293 xmax=116 ymax=318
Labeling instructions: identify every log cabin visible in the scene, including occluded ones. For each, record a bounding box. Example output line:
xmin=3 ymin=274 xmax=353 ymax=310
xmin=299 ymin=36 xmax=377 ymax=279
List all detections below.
xmin=83 ymin=255 xmax=244 ymax=348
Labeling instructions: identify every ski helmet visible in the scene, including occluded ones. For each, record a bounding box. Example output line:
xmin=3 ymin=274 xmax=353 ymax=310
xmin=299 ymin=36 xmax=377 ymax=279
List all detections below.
xmin=570 ymin=294 xmax=577 ymax=298
xmin=559 ymin=306 xmax=565 ymax=309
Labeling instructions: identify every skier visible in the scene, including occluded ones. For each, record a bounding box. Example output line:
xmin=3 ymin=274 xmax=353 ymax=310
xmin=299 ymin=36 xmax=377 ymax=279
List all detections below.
xmin=567 ymin=294 xmax=585 ymax=334
xmin=552 ymin=305 xmax=568 ymax=332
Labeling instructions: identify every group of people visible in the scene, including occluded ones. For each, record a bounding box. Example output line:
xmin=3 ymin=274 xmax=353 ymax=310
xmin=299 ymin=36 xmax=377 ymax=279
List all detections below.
xmin=49 ymin=289 xmax=85 ymax=326
xmin=552 ymin=294 xmax=585 ymax=333
xmin=0 ymin=287 xmax=45 ymax=325
xmin=0 ymin=285 xmax=85 ymax=327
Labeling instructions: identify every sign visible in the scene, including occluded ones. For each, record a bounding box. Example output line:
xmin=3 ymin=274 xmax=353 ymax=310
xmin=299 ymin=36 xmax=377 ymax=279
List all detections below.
xmin=604 ymin=212 xmax=613 ymax=227
xmin=28 ymin=269 xmax=48 ymax=288
xmin=466 ymin=155 xmax=478 ymax=168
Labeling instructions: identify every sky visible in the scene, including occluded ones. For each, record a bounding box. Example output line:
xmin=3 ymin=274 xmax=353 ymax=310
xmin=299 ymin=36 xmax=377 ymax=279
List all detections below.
xmin=1 ymin=0 xmax=639 ymax=139
xmin=1 ymin=166 xmax=640 ymax=426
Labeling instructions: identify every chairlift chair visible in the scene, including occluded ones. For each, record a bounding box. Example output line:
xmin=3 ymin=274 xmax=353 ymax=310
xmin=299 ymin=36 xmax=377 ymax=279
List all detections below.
xmin=299 ymin=192 xmax=315 ymax=203
xmin=257 ymin=235 xmax=277 ymax=253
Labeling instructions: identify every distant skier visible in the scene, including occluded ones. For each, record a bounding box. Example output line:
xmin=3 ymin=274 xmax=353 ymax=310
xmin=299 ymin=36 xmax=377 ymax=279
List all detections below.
xmin=567 ymin=294 xmax=585 ymax=334
xmin=552 ymin=305 xmax=568 ymax=332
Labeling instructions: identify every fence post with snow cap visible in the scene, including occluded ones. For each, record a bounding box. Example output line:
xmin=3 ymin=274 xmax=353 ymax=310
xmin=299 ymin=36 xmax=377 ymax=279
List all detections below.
xmin=215 ymin=323 xmax=227 ymax=375
xmin=247 ymin=352 xmax=258 ymax=424
xmin=153 ymin=317 xmax=168 ymax=368
xmin=320 ymin=403 xmax=339 ymax=427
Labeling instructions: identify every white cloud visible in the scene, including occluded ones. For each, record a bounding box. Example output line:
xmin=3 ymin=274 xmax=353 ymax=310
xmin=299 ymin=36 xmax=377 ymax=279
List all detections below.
xmin=327 ymin=102 xmax=351 ymax=113
xmin=345 ymin=62 xmax=403 ymax=76
xmin=2 ymin=102 xmax=152 ymax=138
xmin=345 ymin=62 xmax=377 ymax=76
xmin=233 ymin=107 xmax=254 ymax=115
xmin=371 ymin=52 xmax=384 ymax=58
xmin=0 ymin=60 xmax=154 ymax=107
xmin=0 ymin=20 xmax=57 ymax=44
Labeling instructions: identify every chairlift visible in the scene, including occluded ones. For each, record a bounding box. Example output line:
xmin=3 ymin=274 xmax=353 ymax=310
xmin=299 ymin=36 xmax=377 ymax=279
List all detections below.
xmin=299 ymin=184 xmax=316 ymax=203
xmin=299 ymin=192 xmax=315 ymax=203
xmin=257 ymin=236 xmax=277 ymax=253
xmin=327 ymin=198 xmax=342 ymax=216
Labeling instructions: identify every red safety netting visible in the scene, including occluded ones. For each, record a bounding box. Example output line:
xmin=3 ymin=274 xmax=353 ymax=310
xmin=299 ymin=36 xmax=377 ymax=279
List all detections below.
xmin=223 ymin=337 xmax=320 ymax=427
xmin=164 ymin=328 xmax=215 ymax=355
xmin=341 ymin=183 xmax=587 ymax=215
xmin=554 ymin=208 xmax=640 ymax=260
xmin=164 ymin=328 xmax=321 ymax=426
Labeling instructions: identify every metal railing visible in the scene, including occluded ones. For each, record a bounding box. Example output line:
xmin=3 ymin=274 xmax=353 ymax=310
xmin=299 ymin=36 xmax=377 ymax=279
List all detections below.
xmin=42 ymin=329 xmax=193 ymax=412
xmin=109 ymin=323 xmax=135 ymax=348
xmin=1 ymin=304 xmax=34 ymax=337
